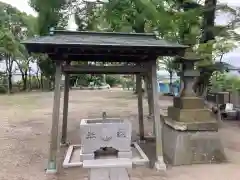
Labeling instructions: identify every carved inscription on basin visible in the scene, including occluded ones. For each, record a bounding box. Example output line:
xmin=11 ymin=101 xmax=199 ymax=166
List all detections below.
xmin=80 ymin=118 xmax=132 ymax=154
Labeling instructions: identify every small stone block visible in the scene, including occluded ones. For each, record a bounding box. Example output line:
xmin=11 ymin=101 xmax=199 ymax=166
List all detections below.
xmin=46 ymin=161 xmax=57 ymax=174
xmin=155 ymin=156 xmax=167 ymax=171
xmin=167 ymin=107 xmax=214 ymax=122
xmin=173 ymin=97 xmax=204 ymax=109
xmin=118 ymin=151 xmax=132 ymax=158
xmin=162 ymin=115 xmax=218 ymax=131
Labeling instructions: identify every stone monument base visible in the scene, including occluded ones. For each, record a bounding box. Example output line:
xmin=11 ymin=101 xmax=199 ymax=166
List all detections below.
xmin=162 ymin=118 xmax=226 ymax=166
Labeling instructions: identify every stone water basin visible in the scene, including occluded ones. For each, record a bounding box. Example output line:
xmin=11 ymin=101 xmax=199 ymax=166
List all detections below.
xmin=62 ymin=117 xmax=149 ymax=169
xmin=80 ymin=118 xmax=132 ymax=154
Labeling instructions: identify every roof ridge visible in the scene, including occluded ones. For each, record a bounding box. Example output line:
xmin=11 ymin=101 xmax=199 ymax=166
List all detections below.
xmin=53 ymin=30 xmax=156 ymax=37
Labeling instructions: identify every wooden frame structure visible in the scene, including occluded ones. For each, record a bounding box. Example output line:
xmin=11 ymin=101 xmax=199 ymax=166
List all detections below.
xmin=22 ymin=30 xmax=187 ymax=173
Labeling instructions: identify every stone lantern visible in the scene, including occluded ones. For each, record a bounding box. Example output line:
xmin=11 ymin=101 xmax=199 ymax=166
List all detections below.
xmin=161 ymin=51 xmax=226 ymax=166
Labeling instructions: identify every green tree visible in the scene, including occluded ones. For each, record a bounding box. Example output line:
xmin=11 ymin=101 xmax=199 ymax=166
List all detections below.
xmin=0 ymin=3 xmax=29 ymax=93
xmin=0 ymin=30 xmax=16 ymax=94
xmin=0 ymin=2 xmax=38 ymax=92
xmin=29 ymin=0 xmax=68 ymax=90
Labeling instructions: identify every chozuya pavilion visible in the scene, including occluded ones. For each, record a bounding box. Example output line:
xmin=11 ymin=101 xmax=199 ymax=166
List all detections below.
xmin=22 ymin=29 xmax=193 ymax=173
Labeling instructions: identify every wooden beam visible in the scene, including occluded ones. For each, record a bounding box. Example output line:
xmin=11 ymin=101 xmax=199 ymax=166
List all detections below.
xmin=46 ymin=61 xmax=62 ymax=173
xmin=49 ymin=54 xmax=149 ymax=62
xmin=136 ymin=74 xmax=144 ymax=140
xmin=61 ymin=71 xmax=70 ymax=146
xmin=150 ymin=60 xmax=166 ymax=170
xmin=62 ymin=65 xmax=148 ymax=74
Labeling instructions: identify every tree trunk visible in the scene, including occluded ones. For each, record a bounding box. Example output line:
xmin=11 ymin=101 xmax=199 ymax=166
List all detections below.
xmin=40 ymin=73 xmax=44 ymax=90
xmin=23 ymin=75 xmax=27 ymax=91
xmin=7 ymin=73 xmax=12 ymax=94
xmin=36 ymin=75 xmax=40 ymax=89
xmin=5 ymin=55 xmax=13 ymax=94
xmin=21 ymin=71 xmax=28 ymax=91
xmin=169 ymin=71 xmax=173 ymax=95
xmin=48 ymin=78 xmax=52 ymax=90
xmin=28 ymin=69 xmax=31 ymax=91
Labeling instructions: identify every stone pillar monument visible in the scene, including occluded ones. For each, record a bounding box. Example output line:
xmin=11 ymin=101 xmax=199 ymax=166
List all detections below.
xmin=161 ymin=55 xmax=226 ymax=166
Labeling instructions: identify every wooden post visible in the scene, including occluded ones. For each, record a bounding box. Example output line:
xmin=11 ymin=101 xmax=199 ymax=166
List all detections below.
xmin=146 ymin=73 xmax=154 ymax=119
xmin=150 ymin=59 xmax=166 ymax=170
xmin=136 ymin=74 xmax=144 ymax=140
xmin=146 ymin=72 xmax=155 ymax=136
xmin=46 ymin=61 xmax=62 ymax=173
xmin=61 ymin=72 xmax=70 ymax=146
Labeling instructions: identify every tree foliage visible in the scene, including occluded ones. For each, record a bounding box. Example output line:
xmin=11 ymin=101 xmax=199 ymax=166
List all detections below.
xmin=29 ymin=0 xmax=69 ymax=87
xmin=0 ymin=0 xmax=238 ymax=94
xmin=211 ymin=73 xmax=240 ymax=92
xmin=0 ymin=2 xmax=37 ymax=92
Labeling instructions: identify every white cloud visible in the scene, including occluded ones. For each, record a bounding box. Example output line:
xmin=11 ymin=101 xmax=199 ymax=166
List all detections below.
xmin=218 ymin=0 xmax=240 ymax=6
xmin=0 ymin=0 xmax=37 ymax=16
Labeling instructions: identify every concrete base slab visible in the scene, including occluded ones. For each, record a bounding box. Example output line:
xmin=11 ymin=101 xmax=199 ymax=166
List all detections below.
xmin=89 ymin=168 xmax=129 ymax=180
xmin=162 ymin=123 xmax=226 ymax=166
xmin=63 ymin=143 xmax=149 ymax=168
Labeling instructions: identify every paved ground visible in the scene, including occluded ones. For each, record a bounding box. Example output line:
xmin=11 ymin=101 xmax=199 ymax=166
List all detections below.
xmin=1 ymin=89 xmax=240 ymax=180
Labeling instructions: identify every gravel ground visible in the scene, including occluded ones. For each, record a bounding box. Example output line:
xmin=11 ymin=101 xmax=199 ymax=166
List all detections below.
xmin=1 ymin=90 xmax=240 ymax=180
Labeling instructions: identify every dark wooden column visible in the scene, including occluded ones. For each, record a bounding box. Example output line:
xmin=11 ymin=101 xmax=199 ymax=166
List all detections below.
xmin=150 ymin=59 xmax=166 ymax=170
xmin=147 ymin=72 xmax=155 ymax=136
xmin=46 ymin=61 xmax=62 ymax=173
xmin=146 ymin=72 xmax=154 ymax=119
xmin=61 ymin=70 xmax=70 ymax=146
xmin=136 ymin=74 xmax=144 ymax=140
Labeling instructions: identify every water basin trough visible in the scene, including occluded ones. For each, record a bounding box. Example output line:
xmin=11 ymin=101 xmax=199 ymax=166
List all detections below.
xmin=63 ymin=115 xmax=149 ymax=180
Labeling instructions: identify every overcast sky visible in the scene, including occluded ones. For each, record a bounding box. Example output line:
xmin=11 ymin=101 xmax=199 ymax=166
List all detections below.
xmin=0 ymin=0 xmax=240 ymax=68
